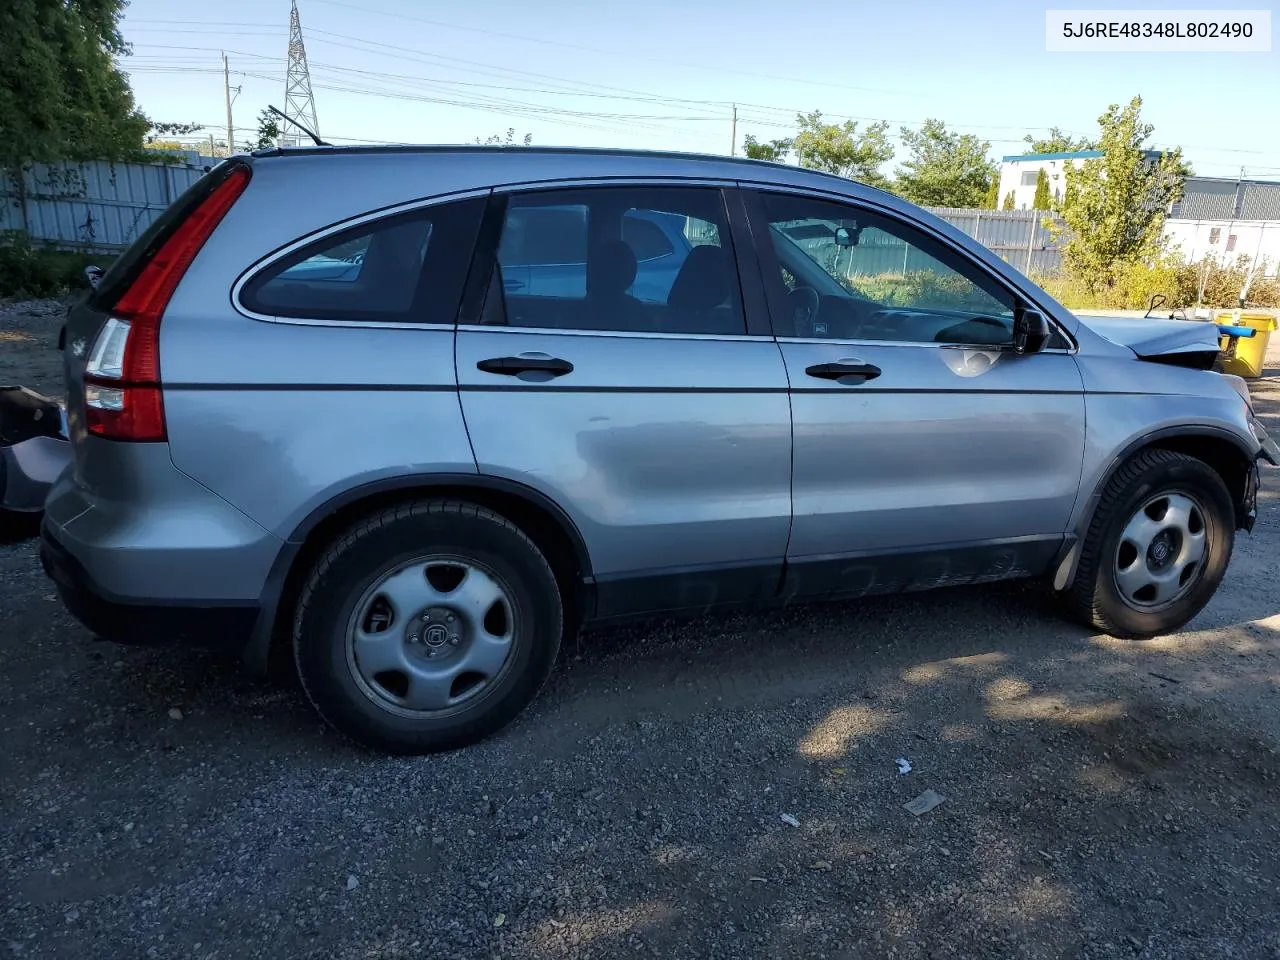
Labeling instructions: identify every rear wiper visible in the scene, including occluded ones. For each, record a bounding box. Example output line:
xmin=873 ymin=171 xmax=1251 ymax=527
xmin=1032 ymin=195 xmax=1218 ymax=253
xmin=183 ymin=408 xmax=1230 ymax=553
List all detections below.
xmin=267 ymin=105 xmax=329 ymax=147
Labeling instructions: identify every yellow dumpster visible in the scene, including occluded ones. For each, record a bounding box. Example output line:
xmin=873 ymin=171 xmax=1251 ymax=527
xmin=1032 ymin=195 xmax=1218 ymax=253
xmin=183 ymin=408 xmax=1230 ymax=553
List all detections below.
xmin=1216 ymin=310 xmax=1278 ymax=379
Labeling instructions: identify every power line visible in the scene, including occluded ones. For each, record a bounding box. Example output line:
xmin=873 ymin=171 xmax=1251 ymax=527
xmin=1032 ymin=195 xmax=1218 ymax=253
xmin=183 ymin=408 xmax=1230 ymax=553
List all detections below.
xmin=120 ymin=34 xmax=1280 ymax=162
xmin=304 ymin=0 xmax=931 ymax=100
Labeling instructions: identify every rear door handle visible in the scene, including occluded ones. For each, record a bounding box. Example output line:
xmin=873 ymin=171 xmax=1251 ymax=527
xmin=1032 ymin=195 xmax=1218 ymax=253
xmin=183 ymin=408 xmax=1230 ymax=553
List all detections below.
xmin=805 ymin=360 xmax=882 ymax=383
xmin=476 ymin=355 xmax=574 ymax=377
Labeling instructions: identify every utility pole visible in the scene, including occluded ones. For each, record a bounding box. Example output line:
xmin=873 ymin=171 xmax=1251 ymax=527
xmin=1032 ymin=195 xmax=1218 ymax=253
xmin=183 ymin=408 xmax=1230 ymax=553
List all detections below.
xmin=223 ymin=52 xmax=234 ymax=156
xmin=730 ymin=104 xmax=737 ymax=156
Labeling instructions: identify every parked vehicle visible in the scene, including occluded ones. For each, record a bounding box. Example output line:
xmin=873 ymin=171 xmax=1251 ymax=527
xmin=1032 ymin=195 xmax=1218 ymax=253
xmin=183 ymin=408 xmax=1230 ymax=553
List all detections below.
xmin=1 ymin=387 xmax=70 ymax=527
xmin=41 ymin=147 xmax=1278 ymax=754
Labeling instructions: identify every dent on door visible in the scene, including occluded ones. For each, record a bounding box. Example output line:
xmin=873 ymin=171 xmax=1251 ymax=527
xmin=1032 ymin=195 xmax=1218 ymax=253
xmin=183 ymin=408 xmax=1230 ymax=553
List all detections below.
xmin=782 ymin=343 xmax=1087 ymax=600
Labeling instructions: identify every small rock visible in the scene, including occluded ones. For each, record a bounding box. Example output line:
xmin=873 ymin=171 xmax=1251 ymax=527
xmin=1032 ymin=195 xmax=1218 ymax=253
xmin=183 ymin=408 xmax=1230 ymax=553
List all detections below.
xmin=810 ymin=860 xmax=832 ymax=871
xmin=780 ymin=813 xmax=800 ymax=828
xmin=64 ymin=910 xmax=79 ymax=923
xmin=123 ymin=822 xmax=134 ymax=833
xmin=494 ymin=913 xmax=506 ymax=928
xmin=346 ymin=874 xmax=359 ymax=891
xmin=167 ymin=708 xmax=183 ymax=721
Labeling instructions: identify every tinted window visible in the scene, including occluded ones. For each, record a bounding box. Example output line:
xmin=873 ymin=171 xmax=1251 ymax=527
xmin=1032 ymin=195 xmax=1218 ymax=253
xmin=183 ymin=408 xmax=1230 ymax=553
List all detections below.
xmin=760 ymin=192 xmax=1016 ymax=346
xmin=241 ymin=197 xmax=485 ymax=323
xmin=621 ymin=214 xmax=674 ymax=261
xmin=500 ymin=206 xmax=587 ymax=266
xmin=485 ymin=187 xmax=745 ymax=336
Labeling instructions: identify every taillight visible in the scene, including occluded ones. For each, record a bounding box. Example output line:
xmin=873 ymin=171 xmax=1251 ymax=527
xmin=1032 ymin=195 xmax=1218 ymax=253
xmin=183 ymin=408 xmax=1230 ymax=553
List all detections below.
xmin=84 ymin=165 xmax=250 ymax=441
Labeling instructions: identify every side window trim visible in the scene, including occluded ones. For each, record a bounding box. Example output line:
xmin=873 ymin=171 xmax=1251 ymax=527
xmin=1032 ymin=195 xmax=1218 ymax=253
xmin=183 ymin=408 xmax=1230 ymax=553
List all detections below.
xmin=234 ymin=188 xmax=491 ymax=328
xmin=738 ymin=185 xmax=1075 ymax=350
xmin=458 ymin=182 xmax=774 ymax=340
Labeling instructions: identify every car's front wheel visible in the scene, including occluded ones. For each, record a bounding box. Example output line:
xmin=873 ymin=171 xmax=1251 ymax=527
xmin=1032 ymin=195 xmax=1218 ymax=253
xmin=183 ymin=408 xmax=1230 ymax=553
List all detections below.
xmin=293 ymin=500 xmax=563 ymax=754
xmin=1066 ymin=449 xmax=1236 ymax=638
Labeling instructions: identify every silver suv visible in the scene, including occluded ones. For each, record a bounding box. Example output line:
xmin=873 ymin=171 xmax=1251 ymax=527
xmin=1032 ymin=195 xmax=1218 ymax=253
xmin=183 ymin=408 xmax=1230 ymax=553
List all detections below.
xmin=41 ymin=147 xmax=1278 ymax=754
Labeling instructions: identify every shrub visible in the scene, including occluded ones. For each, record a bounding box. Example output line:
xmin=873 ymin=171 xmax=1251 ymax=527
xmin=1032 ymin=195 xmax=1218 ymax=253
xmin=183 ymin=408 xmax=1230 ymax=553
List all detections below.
xmin=1034 ymin=256 xmax=1278 ymax=311
xmin=847 ymin=270 xmax=1002 ymax=311
xmin=0 ymin=231 xmax=112 ymax=299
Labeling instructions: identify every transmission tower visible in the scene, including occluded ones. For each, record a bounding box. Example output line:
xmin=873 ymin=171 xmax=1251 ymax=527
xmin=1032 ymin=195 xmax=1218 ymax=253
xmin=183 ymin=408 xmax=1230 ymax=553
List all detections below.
xmin=280 ymin=0 xmax=320 ymax=146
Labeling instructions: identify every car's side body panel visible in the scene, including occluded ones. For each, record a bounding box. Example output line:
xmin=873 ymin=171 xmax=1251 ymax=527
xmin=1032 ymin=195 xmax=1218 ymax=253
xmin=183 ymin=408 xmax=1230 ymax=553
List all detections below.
xmin=37 ymin=147 xmax=1270 ymax=663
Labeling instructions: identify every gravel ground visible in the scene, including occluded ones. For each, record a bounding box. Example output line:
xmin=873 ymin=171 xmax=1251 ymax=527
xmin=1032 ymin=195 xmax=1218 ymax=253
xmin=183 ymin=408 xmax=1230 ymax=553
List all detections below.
xmin=3 ymin=299 xmax=1280 ymax=960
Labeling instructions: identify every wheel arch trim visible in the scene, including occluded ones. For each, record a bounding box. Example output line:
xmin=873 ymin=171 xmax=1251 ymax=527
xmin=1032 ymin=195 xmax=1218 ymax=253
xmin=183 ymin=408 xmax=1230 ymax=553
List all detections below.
xmin=242 ymin=473 xmax=594 ymax=674
xmin=1053 ymin=423 xmax=1257 ymax=591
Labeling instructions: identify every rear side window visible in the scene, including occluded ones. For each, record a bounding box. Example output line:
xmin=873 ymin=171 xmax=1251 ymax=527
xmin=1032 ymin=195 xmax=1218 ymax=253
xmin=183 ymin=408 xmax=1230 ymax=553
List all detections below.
xmin=240 ymin=197 xmax=485 ymax=323
xmin=621 ymin=214 xmax=674 ymax=261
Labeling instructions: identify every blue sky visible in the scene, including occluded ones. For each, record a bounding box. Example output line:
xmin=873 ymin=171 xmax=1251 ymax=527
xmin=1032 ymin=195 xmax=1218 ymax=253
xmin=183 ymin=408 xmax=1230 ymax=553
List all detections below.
xmin=119 ymin=0 xmax=1279 ymax=179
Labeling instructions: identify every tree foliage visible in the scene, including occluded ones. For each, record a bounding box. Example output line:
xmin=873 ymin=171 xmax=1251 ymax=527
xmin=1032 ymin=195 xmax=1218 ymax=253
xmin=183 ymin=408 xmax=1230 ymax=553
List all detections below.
xmin=1002 ymin=191 xmax=1016 ymax=211
xmin=148 ymin=121 xmax=203 ymax=140
xmin=791 ymin=111 xmax=893 ymax=189
xmin=894 ymin=119 xmax=995 ymax=208
xmin=1024 ymin=127 xmax=1095 ymax=154
xmin=985 ymin=173 xmax=1000 ymax=209
xmin=477 ymin=128 xmax=533 ymax=146
xmin=245 ymin=109 xmax=280 ymax=151
xmin=0 ymin=0 xmax=150 ymax=177
xmin=742 ymin=135 xmax=793 ymax=162
xmin=1032 ymin=169 xmax=1051 ymax=210
xmin=1049 ymin=96 xmax=1187 ymax=291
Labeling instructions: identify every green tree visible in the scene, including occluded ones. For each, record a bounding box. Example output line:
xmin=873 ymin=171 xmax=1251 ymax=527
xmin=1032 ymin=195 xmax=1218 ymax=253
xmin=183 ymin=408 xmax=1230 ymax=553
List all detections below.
xmin=242 ymin=109 xmax=280 ymax=151
xmin=1050 ymin=96 xmax=1187 ymax=292
xmin=742 ymin=135 xmax=793 ymax=162
xmin=894 ymin=119 xmax=996 ymax=208
xmin=1023 ymin=127 xmax=1095 ymax=154
xmin=477 ymin=128 xmax=533 ymax=146
xmin=984 ymin=173 xmax=1000 ymax=209
xmin=792 ymin=111 xmax=893 ymax=189
xmin=143 ymin=121 xmax=203 ymax=153
xmin=1002 ymin=191 xmax=1016 ymax=211
xmin=1032 ymin=169 xmax=1051 ymax=210
xmin=0 ymin=0 xmax=150 ymax=180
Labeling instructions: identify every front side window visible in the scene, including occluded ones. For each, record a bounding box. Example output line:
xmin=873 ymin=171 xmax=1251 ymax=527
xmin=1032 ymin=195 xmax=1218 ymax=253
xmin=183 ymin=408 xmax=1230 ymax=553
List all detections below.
xmin=241 ymin=197 xmax=484 ymax=323
xmin=483 ymin=186 xmax=746 ymax=336
xmin=759 ymin=192 xmax=1016 ymax=346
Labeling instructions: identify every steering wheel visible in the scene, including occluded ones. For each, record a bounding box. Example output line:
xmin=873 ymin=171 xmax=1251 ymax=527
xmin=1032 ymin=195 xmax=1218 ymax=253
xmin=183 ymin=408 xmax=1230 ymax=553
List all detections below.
xmin=787 ymin=286 xmax=822 ymax=336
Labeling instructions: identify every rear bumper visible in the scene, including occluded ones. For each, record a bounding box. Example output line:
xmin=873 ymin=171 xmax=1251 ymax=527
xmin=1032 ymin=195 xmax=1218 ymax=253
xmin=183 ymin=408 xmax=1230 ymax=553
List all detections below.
xmin=41 ymin=517 xmax=260 ymax=649
xmin=1 ymin=435 xmax=71 ymax=513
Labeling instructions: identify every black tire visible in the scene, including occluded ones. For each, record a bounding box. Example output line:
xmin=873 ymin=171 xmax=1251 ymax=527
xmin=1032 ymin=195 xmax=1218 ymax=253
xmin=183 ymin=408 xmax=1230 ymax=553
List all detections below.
xmin=1066 ymin=449 xmax=1235 ymax=638
xmin=293 ymin=500 xmax=563 ymax=754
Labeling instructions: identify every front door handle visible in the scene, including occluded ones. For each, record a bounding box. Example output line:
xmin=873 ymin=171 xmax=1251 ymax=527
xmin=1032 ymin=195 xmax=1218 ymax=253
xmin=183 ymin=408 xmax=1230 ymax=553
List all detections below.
xmin=476 ymin=355 xmax=574 ymax=377
xmin=805 ymin=360 xmax=882 ymax=383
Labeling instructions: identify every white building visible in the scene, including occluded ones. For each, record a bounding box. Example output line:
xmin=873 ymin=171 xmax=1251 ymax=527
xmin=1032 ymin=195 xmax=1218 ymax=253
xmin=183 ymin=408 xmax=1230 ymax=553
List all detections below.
xmin=997 ymin=149 xmax=1162 ymax=210
xmin=997 ymin=155 xmax=1280 ymax=277
xmin=1162 ymin=177 xmax=1280 ymax=277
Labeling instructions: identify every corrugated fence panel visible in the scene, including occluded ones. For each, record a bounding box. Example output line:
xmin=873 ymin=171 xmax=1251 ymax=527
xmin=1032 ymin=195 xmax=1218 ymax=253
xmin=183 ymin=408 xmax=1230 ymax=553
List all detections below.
xmin=927 ymin=207 xmax=1064 ymax=276
xmin=1 ymin=160 xmax=206 ymax=251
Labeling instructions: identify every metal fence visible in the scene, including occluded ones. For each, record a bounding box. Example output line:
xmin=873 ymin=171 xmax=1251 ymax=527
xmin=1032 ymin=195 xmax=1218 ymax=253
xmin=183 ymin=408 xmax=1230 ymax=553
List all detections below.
xmin=1 ymin=160 xmax=208 ymax=251
xmin=926 ymin=207 xmax=1064 ymax=276
xmin=2 ymin=159 xmax=1070 ymax=276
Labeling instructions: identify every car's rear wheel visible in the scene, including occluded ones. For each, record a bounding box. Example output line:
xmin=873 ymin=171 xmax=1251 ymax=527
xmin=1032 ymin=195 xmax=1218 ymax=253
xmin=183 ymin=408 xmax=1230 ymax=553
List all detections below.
xmin=1066 ymin=449 xmax=1235 ymax=638
xmin=293 ymin=500 xmax=562 ymax=754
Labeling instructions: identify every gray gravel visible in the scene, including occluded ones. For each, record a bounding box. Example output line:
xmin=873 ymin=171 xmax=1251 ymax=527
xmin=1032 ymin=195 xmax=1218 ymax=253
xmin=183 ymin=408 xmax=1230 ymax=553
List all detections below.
xmin=3 ymin=300 xmax=1280 ymax=959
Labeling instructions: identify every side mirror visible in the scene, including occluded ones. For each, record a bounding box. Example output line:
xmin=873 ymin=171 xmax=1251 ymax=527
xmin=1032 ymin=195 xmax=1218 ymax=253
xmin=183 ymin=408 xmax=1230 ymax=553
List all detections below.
xmin=83 ymin=265 xmax=104 ymax=290
xmin=1013 ymin=308 xmax=1051 ymax=355
xmin=834 ymin=225 xmax=860 ymax=248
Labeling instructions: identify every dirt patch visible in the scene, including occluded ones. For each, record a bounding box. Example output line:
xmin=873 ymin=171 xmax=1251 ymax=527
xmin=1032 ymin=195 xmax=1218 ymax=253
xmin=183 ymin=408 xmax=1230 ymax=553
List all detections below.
xmin=0 ymin=298 xmax=71 ymax=400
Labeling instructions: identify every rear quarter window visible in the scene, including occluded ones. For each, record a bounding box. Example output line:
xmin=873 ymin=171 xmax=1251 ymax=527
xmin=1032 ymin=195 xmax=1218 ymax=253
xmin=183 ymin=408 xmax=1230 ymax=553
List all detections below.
xmin=239 ymin=197 xmax=486 ymax=323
